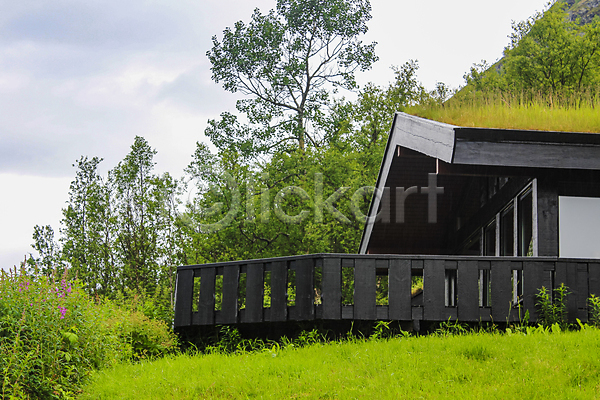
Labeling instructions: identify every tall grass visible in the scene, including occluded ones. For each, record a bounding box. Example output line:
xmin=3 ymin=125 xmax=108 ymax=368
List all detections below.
xmin=410 ymin=89 xmax=600 ymax=133
xmin=81 ymin=328 xmax=600 ymax=399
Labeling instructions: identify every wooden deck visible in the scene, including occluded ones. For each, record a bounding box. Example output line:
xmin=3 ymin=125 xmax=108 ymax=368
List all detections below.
xmin=174 ymin=254 xmax=600 ymax=330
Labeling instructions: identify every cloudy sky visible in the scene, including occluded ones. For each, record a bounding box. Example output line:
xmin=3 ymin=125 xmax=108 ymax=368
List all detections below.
xmin=0 ymin=0 xmax=549 ymax=268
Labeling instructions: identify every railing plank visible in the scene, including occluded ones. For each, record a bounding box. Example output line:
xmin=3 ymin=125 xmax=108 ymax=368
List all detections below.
xmin=457 ymin=260 xmax=479 ymax=321
xmin=389 ymin=258 xmax=411 ymax=320
xmin=175 ymin=256 xmax=600 ymax=329
xmin=198 ymin=268 xmax=216 ymax=325
xmin=243 ymin=263 xmax=264 ymax=323
xmin=555 ymin=261 xmax=581 ymax=323
xmin=294 ymin=258 xmax=315 ymax=321
xmin=220 ymin=265 xmax=240 ymax=324
xmin=354 ymin=258 xmax=377 ymax=320
xmin=523 ymin=261 xmax=549 ymax=323
xmin=174 ymin=269 xmax=194 ymax=327
xmin=567 ymin=262 xmax=580 ymax=323
xmin=269 ymin=261 xmax=287 ymax=322
xmin=590 ymin=263 xmax=600 ymax=297
xmin=577 ymin=263 xmax=589 ymax=322
xmin=424 ymin=259 xmax=445 ymax=321
xmin=322 ymin=257 xmax=341 ymax=320
xmin=491 ymin=261 xmax=513 ymax=323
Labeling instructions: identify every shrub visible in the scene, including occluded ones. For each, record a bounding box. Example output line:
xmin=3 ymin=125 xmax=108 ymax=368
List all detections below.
xmin=103 ymin=304 xmax=178 ymax=361
xmin=0 ymin=267 xmax=178 ymax=399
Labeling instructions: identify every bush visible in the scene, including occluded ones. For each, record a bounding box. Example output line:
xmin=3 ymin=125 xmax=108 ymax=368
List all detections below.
xmin=0 ymin=267 xmax=178 ymax=399
xmin=104 ymin=303 xmax=178 ymax=361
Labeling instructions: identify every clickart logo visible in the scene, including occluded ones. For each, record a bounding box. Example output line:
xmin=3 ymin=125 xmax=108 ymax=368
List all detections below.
xmin=186 ymin=172 xmax=443 ymax=232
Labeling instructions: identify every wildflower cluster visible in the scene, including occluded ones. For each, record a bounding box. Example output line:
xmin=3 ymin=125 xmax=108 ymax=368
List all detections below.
xmin=0 ymin=265 xmax=179 ymax=399
xmin=0 ymin=267 xmax=115 ymax=399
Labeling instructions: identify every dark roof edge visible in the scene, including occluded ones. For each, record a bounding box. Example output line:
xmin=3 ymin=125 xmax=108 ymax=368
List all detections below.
xmin=456 ymin=126 xmax=600 ymax=145
xmin=358 ymin=112 xmax=402 ymax=254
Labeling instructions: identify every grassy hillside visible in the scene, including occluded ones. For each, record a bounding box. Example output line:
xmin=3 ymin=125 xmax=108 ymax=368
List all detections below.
xmin=80 ymin=328 xmax=600 ymax=399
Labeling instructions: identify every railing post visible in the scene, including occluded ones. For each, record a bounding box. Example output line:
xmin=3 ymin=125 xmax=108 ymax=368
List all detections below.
xmin=491 ymin=261 xmax=513 ymax=323
xmin=220 ymin=265 xmax=240 ymax=324
xmin=423 ymin=259 xmax=445 ymax=321
xmin=244 ymin=263 xmax=265 ymax=323
xmin=173 ymin=269 xmax=194 ymax=328
xmin=354 ymin=258 xmax=376 ymax=320
xmin=198 ymin=268 xmax=216 ymax=325
xmin=293 ymin=258 xmax=315 ymax=321
xmin=457 ymin=260 xmax=479 ymax=322
xmin=269 ymin=261 xmax=288 ymax=322
xmin=322 ymin=257 xmax=342 ymax=320
xmin=388 ymin=258 xmax=411 ymax=321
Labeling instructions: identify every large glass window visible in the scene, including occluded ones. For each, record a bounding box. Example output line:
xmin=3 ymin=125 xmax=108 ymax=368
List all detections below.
xmin=559 ymin=196 xmax=600 ymax=258
xmin=484 ymin=221 xmax=496 ymax=256
xmin=500 ymin=205 xmax=515 ymax=256
xmin=518 ymin=189 xmax=533 ymax=256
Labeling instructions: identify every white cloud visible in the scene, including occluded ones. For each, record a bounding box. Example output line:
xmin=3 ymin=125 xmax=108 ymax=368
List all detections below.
xmin=0 ymin=173 xmax=71 ymax=270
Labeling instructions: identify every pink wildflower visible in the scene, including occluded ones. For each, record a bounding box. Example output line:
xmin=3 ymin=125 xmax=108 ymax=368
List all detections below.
xmin=59 ymin=306 xmax=67 ymax=319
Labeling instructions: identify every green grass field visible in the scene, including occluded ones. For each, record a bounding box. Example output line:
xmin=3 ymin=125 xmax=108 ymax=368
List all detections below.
xmin=80 ymin=327 xmax=600 ymax=399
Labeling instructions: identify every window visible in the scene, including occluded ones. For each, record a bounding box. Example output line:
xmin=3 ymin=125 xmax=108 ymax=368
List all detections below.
xmin=500 ymin=205 xmax=515 ymax=256
xmin=466 ymin=182 xmax=535 ymax=258
xmin=460 ymin=233 xmax=481 ymax=256
xmin=484 ymin=221 xmax=496 ymax=256
xmin=518 ymin=189 xmax=533 ymax=256
xmin=559 ymin=196 xmax=600 ymax=258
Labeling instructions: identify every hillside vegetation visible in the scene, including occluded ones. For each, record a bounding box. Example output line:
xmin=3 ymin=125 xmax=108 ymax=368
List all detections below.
xmin=416 ymin=0 xmax=600 ymax=132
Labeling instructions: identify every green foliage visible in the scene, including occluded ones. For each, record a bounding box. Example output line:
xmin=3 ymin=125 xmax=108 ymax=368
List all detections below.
xmin=459 ymin=2 xmax=600 ymax=97
xmin=503 ymin=2 xmax=600 ymax=93
xmin=536 ymin=284 xmax=570 ymax=329
xmin=29 ymin=137 xmax=182 ymax=325
xmin=103 ymin=304 xmax=178 ymax=361
xmin=0 ymin=268 xmax=116 ymax=399
xmin=0 ymin=267 xmax=177 ymax=399
xmin=435 ymin=318 xmax=470 ymax=336
xmin=59 ymin=156 xmax=116 ymax=297
xmin=206 ymin=0 xmax=378 ymax=155
xmin=180 ymin=144 xmax=381 ymax=264
xmin=588 ymin=294 xmax=600 ymax=327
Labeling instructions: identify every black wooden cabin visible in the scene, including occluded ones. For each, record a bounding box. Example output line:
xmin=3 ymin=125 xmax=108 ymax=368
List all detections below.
xmin=174 ymin=113 xmax=600 ymax=333
xmin=360 ymin=112 xmax=600 ymax=258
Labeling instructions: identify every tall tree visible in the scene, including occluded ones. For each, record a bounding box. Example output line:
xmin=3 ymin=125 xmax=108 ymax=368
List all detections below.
xmin=206 ymin=0 xmax=378 ymax=157
xmin=60 ymin=157 xmax=117 ymax=295
xmin=112 ymin=136 xmax=163 ymax=294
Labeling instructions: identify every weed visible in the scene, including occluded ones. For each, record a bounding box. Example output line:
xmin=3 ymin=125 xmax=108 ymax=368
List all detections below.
xmin=435 ymin=318 xmax=469 ymax=336
xmin=536 ymin=284 xmax=569 ymax=330
xmin=370 ymin=320 xmax=392 ymax=340
xmin=588 ymin=294 xmax=600 ymax=327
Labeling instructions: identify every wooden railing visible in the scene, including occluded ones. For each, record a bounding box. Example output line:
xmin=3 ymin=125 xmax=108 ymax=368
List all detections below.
xmin=174 ymin=254 xmax=600 ymax=329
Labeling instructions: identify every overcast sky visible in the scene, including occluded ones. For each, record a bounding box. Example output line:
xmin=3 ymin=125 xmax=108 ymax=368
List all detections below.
xmin=0 ymin=0 xmax=550 ymax=268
